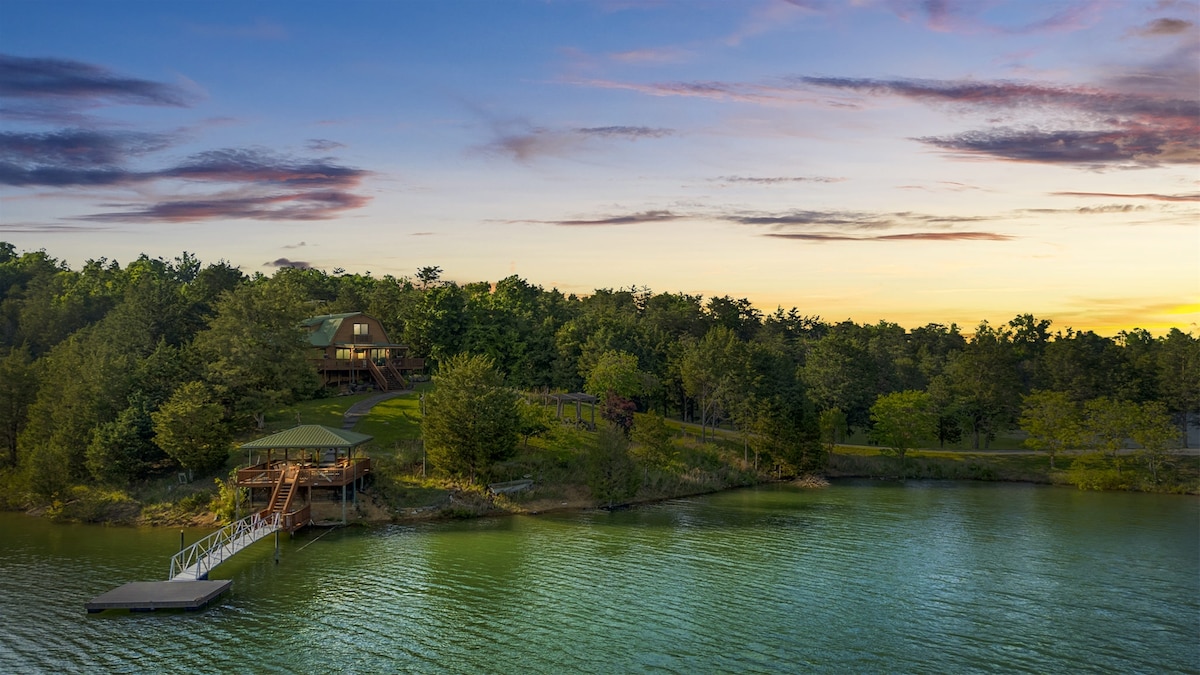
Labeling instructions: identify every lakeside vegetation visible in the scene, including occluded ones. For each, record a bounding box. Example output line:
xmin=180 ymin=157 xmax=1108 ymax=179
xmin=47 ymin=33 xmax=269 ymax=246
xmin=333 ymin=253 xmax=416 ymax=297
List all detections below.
xmin=0 ymin=243 xmax=1197 ymax=525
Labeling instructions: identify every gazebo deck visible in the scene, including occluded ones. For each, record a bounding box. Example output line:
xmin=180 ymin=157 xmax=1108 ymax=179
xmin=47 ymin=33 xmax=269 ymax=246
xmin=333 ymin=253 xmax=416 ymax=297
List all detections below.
xmin=236 ymin=458 xmax=371 ymax=489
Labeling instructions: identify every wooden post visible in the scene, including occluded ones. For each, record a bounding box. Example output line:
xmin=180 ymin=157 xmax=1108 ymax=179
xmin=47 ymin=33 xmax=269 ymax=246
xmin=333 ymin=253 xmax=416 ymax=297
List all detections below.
xmin=179 ymin=530 xmax=185 ymax=553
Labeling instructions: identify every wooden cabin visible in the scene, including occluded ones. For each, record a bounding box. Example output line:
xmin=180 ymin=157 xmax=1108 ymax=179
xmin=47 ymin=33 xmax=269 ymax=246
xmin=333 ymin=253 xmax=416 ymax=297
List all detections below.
xmin=303 ymin=312 xmax=425 ymax=392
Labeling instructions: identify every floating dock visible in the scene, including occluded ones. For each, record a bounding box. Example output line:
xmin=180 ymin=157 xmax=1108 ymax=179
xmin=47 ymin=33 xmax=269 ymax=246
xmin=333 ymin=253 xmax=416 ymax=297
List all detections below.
xmin=85 ymin=580 xmax=232 ymax=614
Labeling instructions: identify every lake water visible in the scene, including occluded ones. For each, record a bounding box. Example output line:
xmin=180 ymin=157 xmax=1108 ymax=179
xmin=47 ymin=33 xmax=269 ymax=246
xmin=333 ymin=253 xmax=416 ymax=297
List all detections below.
xmin=1 ymin=481 xmax=1196 ymax=673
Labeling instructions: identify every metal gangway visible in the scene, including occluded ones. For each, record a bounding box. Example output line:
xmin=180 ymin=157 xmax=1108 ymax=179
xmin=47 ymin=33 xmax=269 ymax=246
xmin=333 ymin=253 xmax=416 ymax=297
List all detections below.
xmin=169 ymin=511 xmax=281 ymax=581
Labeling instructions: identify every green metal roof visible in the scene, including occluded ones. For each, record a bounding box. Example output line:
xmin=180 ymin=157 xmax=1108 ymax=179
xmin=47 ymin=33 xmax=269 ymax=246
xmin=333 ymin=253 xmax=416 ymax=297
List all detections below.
xmin=239 ymin=425 xmax=373 ymax=449
xmin=301 ymin=313 xmax=361 ymax=347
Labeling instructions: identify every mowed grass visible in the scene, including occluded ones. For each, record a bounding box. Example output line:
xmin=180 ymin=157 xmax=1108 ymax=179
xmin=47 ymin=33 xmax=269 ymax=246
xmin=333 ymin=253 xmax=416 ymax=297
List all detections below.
xmin=356 ymin=384 xmax=429 ymax=451
xmin=262 ymin=393 xmax=376 ymax=430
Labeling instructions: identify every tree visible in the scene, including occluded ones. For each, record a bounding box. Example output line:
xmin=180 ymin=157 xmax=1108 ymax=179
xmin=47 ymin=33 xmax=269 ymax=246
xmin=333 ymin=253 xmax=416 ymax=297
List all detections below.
xmin=1018 ymin=390 xmax=1082 ymax=469
xmin=679 ymin=326 xmax=743 ymax=441
xmin=940 ymin=322 xmax=1021 ymax=450
xmin=599 ymin=394 xmax=637 ymax=435
xmin=192 ymin=281 xmax=319 ymax=429
xmin=585 ymin=350 xmax=646 ymax=403
xmin=1083 ymin=397 xmax=1136 ymax=476
xmin=422 ymin=353 xmax=520 ymax=484
xmin=516 ymin=398 xmax=554 ymax=447
xmin=818 ymin=407 xmax=847 ymax=456
xmin=416 ymin=265 xmax=442 ymax=290
xmin=587 ymin=425 xmax=640 ymax=508
xmin=0 ymin=347 xmax=37 ymax=468
xmin=802 ymin=324 xmax=876 ymax=431
xmin=1130 ymin=401 xmax=1181 ymax=483
xmin=1157 ymin=328 xmax=1199 ymax=448
xmin=870 ymin=390 xmax=936 ymax=477
xmin=152 ymin=381 xmax=231 ymax=477
xmin=86 ymin=397 xmax=164 ymax=485
xmin=632 ymin=412 xmax=676 ymax=469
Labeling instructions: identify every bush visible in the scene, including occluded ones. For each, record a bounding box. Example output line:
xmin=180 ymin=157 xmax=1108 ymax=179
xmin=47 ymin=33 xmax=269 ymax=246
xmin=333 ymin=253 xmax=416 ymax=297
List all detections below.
xmin=45 ymin=486 xmax=140 ymax=524
xmin=1066 ymin=453 xmax=1132 ymax=491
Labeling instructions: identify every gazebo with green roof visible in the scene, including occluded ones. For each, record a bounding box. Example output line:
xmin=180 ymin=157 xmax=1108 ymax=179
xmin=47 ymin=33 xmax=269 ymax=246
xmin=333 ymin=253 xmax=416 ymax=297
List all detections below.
xmin=236 ymin=425 xmax=375 ymax=526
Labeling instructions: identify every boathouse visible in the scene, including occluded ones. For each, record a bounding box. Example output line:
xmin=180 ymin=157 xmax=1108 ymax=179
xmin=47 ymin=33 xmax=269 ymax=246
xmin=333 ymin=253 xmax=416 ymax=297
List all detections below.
xmin=303 ymin=312 xmax=424 ymax=392
xmin=236 ymin=425 xmax=374 ymax=528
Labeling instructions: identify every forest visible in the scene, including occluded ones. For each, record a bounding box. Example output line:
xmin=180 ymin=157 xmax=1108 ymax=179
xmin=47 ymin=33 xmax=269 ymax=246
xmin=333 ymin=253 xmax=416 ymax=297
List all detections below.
xmin=0 ymin=241 xmax=1197 ymax=515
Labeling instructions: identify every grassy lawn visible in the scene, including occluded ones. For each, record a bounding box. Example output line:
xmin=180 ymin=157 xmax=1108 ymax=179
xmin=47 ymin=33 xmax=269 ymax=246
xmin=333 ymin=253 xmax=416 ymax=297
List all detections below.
xmin=356 ymin=386 xmax=428 ymax=451
xmin=262 ymin=393 xmax=376 ymax=430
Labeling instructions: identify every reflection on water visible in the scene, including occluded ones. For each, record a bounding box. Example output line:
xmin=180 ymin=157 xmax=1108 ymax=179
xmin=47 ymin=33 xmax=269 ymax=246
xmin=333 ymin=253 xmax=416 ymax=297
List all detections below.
xmin=1 ymin=481 xmax=1196 ymax=673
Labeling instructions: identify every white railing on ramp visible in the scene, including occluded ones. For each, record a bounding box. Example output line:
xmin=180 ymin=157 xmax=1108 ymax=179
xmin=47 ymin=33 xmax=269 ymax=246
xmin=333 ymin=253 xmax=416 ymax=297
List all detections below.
xmin=169 ymin=512 xmax=280 ymax=581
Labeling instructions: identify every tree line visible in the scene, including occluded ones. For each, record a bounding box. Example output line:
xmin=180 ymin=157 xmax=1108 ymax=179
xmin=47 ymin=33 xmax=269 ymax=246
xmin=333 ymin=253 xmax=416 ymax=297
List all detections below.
xmin=1 ymin=243 xmax=1196 ymax=502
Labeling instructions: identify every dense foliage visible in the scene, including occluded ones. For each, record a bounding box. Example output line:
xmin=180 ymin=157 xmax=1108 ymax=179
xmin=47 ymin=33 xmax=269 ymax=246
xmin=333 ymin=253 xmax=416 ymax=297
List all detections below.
xmin=0 ymin=241 xmax=1196 ymax=504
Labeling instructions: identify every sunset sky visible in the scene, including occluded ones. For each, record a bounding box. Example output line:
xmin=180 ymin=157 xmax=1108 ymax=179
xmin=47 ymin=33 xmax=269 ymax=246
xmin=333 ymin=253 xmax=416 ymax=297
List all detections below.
xmin=2 ymin=1 xmax=1197 ymax=335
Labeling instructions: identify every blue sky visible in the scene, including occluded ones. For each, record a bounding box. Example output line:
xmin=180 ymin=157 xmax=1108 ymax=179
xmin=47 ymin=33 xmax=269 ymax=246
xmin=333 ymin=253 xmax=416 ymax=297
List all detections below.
xmin=2 ymin=0 xmax=1197 ymax=334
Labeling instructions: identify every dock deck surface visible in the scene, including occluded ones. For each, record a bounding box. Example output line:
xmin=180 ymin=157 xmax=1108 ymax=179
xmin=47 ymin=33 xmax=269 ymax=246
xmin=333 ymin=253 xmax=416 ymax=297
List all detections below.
xmin=85 ymin=580 xmax=232 ymax=613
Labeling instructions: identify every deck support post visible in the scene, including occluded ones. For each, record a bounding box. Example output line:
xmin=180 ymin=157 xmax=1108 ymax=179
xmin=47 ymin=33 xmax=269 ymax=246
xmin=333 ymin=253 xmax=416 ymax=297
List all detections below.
xmin=342 ymin=483 xmax=347 ymax=524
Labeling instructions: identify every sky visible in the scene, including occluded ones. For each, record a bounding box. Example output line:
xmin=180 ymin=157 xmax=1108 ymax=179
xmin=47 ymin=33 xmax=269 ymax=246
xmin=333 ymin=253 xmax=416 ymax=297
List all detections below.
xmin=1 ymin=0 xmax=1197 ymax=336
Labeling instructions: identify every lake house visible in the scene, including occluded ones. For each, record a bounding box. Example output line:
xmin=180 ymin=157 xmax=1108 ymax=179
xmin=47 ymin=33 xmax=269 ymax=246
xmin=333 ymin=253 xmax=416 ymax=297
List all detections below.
xmin=303 ymin=312 xmax=425 ymax=392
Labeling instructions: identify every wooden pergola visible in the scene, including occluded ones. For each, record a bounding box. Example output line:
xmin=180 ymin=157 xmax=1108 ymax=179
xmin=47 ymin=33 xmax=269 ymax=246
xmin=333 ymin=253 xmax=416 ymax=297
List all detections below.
xmin=549 ymin=392 xmax=597 ymax=430
xmin=236 ymin=425 xmax=374 ymax=525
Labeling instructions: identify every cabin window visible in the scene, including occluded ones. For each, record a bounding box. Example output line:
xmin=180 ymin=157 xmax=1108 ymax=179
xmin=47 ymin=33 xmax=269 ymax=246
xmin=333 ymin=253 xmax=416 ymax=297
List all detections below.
xmin=335 ymin=348 xmax=352 ymax=360
xmin=353 ymin=322 xmax=369 ymax=343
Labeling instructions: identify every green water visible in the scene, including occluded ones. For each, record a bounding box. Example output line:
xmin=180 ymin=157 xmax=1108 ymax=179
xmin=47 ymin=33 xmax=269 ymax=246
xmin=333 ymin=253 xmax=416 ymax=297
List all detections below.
xmin=1 ymin=481 xmax=1196 ymax=673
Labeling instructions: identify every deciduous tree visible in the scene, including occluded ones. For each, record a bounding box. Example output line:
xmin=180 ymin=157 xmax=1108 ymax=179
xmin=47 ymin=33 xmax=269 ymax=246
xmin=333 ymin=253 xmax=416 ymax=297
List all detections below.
xmin=1018 ymin=390 xmax=1082 ymax=469
xmin=870 ymin=390 xmax=936 ymax=477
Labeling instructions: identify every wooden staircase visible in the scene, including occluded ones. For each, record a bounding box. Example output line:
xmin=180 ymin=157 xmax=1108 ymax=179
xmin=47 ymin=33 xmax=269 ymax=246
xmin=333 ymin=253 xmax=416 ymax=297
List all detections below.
xmin=264 ymin=465 xmax=300 ymax=517
xmin=365 ymin=358 xmax=407 ymax=391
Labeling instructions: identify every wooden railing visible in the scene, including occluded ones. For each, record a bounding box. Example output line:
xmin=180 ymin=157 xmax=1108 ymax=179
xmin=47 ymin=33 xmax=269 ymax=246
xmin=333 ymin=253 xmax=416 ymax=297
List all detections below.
xmin=236 ymin=458 xmax=372 ymax=488
xmin=280 ymin=503 xmax=311 ymax=532
xmin=365 ymin=358 xmax=389 ymax=390
xmin=315 ymin=357 xmax=423 ymax=369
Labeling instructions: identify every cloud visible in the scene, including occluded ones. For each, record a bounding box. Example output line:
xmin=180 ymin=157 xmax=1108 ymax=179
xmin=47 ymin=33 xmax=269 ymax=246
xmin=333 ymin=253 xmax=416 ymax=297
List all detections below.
xmin=722 ymin=208 xmax=990 ymax=229
xmin=1023 ymin=204 xmax=1149 ymax=214
xmin=1050 ymin=191 xmax=1200 ymax=202
xmin=1131 ymin=17 xmax=1194 ymax=36
xmin=518 ymin=210 xmax=684 ymax=227
xmin=574 ymin=125 xmax=673 ymax=139
xmin=571 ymin=77 xmax=837 ymax=107
xmin=0 ymin=55 xmax=372 ymax=224
xmin=889 ymin=0 xmax=1102 ymax=35
xmin=306 ymin=138 xmax=345 ymax=152
xmin=798 ymin=76 xmax=1200 ymax=167
xmin=160 ymin=148 xmax=367 ymax=188
xmin=715 ymin=175 xmax=845 ymax=184
xmin=266 ymin=258 xmax=311 ymax=269
xmin=79 ymin=189 xmax=369 ymax=223
xmin=282 ymin=241 xmax=307 ymax=249
xmin=481 ymin=122 xmax=675 ymax=162
xmin=608 ymin=47 xmax=693 ymax=64
xmin=0 ymin=129 xmax=174 ymax=186
xmin=763 ymin=231 xmax=1013 ymax=242
xmin=0 ymin=221 xmax=113 ymax=233
xmin=0 ymin=53 xmax=196 ymax=109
